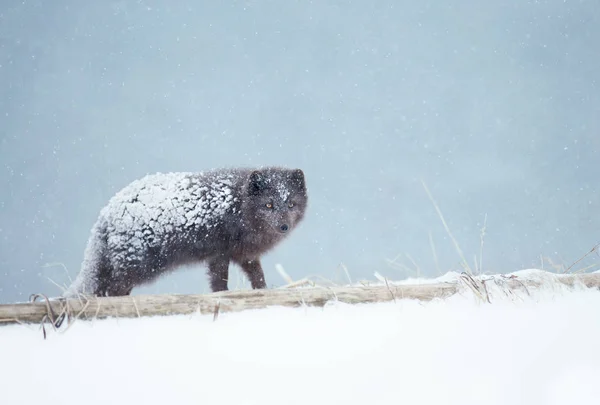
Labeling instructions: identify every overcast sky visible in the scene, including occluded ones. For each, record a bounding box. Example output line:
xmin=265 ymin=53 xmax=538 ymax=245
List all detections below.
xmin=1 ymin=0 xmax=599 ymax=303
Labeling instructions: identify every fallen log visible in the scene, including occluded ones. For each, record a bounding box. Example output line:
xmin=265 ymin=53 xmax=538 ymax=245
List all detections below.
xmin=0 ymin=271 xmax=598 ymax=326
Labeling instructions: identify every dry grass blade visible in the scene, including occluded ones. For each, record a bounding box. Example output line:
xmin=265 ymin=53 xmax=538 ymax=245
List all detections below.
xmin=564 ymin=242 xmax=600 ymax=274
xmin=41 ymin=262 xmax=73 ymax=284
xmin=29 ymin=293 xmax=67 ymax=339
xmin=45 ymin=276 xmax=67 ymax=295
xmin=385 ymin=254 xmax=418 ymax=276
xmin=459 ymin=272 xmax=490 ymax=303
xmin=405 ymin=254 xmax=421 ymax=278
xmin=275 ymin=264 xmax=294 ymax=284
xmin=429 ymin=231 xmax=441 ymax=275
xmin=132 ymin=297 xmax=141 ymax=318
xmin=213 ymin=300 xmax=220 ymax=322
xmin=60 ymin=299 xmax=90 ymax=334
xmin=384 ymin=277 xmax=396 ymax=303
xmin=500 ymin=274 xmax=531 ymax=296
xmin=0 ymin=318 xmax=21 ymax=324
xmin=492 ymin=277 xmax=517 ymax=300
xmin=421 ymin=180 xmax=472 ymax=274
xmin=479 ymin=213 xmax=487 ymax=275
xmin=340 ymin=263 xmax=352 ymax=284
xmin=95 ymin=297 xmax=102 ymax=319
xmin=573 ymin=263 xmax=600 ymax=274
xmin=29 ymin=293 xmax=57 ymax=328
xmin=480 ymin=277 xmax=492 ymax=303
xmin=278 ymin=278 xmax=315 ymax=289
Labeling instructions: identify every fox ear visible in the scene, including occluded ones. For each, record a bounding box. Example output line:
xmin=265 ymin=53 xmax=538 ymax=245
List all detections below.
xmin=248 ymin=170 xmax=267 ymax=196
xmin=290 ymin=169 xmax=305 ymax=190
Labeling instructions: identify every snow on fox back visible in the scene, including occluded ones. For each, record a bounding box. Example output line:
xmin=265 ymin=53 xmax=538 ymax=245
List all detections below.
xmin=99 ymin=171 xmax=238 ymax=247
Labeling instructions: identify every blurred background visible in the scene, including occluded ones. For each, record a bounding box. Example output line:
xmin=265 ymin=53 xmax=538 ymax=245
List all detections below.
xmin=1 ymin=0 xmax=598 ymax=303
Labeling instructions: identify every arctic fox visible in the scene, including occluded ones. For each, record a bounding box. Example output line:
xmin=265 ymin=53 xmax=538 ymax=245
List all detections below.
xmin=64 ymin=167 xmax=308 ymax=297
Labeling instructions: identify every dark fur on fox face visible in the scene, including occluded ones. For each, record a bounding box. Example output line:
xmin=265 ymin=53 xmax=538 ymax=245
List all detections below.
xmin=235 ymin=168 xmax=307 ymax=254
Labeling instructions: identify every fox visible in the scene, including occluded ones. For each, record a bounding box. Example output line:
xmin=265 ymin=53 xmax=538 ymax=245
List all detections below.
xmin=63 ymin=166 xmax=308 ymax=297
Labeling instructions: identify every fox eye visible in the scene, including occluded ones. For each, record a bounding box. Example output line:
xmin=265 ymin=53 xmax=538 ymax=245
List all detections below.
xmin=265 ymin=202 xmax=273 ymax=209
xmin=288 ymin=202 xmax=294 ymax=208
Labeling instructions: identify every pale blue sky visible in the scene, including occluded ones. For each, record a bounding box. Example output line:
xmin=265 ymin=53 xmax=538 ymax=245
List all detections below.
xmin=1 ymin=0 xmax=599 ymax=303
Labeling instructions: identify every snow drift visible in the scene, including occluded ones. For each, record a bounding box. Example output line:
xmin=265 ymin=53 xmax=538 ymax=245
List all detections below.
xmin=1 ymin=271 xmax=599 ymax=405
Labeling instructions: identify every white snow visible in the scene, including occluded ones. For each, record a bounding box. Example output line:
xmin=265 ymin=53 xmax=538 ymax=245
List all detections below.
xmin=2 ymin=276 xmax=600 ymax=405
xmin=102 ymin=171 xmax=237 ymax=248
xmin=369 ymin=268 xmax=588 ymax=288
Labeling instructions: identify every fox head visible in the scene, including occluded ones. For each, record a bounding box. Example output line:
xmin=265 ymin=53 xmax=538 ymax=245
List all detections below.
xmin=243 ymin=167 xmax=308 ymax=238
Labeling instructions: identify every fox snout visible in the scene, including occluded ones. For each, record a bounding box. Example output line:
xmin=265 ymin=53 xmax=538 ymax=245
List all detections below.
xmin=279 ymin=224 xmax=289 ymax=233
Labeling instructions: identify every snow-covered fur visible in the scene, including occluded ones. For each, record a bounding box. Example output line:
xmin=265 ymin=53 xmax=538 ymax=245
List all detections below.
xmin=64 ymin=167 xmax=308 ymax=297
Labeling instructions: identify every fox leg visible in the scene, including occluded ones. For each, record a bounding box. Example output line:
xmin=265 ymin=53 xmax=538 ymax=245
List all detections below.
xmin=208 ymin=255 xmax=230 ymax=292
xmin=237 ymin=258 xmax=267 ymax=289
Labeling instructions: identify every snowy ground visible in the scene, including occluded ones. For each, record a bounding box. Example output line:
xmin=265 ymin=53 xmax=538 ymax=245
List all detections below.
xmin=1 ymin=271 xmax=600 ymax=405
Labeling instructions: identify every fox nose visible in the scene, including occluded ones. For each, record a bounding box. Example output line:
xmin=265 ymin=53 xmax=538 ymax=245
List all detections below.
xmin=280 ymin=224 xmax=289 ymax=232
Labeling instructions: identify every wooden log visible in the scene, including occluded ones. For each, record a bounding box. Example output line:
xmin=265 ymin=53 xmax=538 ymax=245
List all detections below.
xmin=0 ymin=271 xmax=598 ymax=326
